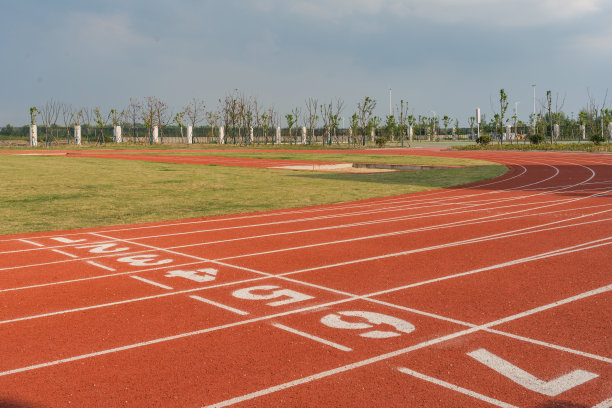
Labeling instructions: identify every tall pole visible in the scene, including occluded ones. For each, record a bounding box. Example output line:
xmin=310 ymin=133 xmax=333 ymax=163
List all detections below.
xmin=532 ymin=84 xmax=536 ymax=134
xmin=514 ymin=102 xmax=519 ymax=144
xmin=389 ymin=88 xmax=392 ymax=116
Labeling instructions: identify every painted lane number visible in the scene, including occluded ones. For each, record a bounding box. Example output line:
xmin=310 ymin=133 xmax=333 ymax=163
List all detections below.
xmin=320 ymin=311 xmax=415 ymax=339
xmin=232 ymin=285 xmax=314 ymax=307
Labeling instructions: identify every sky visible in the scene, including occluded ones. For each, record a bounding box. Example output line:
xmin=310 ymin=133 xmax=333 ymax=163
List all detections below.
xmin=1 ymin=0 xmax=611 ymax=127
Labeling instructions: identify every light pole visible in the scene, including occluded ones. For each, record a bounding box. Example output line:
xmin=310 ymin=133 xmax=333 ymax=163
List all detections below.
xmin=389 ymin=88 xmax=392 ymax=116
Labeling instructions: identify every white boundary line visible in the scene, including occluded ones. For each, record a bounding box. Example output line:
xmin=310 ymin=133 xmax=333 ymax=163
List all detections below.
xmin=272 ymin=323 xmax=352 ymax=352
xmin=17 ymin=238 xmax=44 ymax=247
xmin=189 ymin=295 xmax=249 ymax=316
xmin=51 ymin=249 xmax=78 ymax=258
xmin=86 ymin=261 xmax=116 ymax=271
xmin=130 ymin=276 xmax=173 ymax=290
xmin=397 ymin=367 xmax=517 ymax=408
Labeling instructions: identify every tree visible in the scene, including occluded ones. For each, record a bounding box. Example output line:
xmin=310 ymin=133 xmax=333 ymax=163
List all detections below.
xmin=205 ymin=110 xmax=220 ymax=143
xmin=184 ymin=98 xmax=205 ymax=129
xmin=357 ymin=96 xmax=376 ymax=145
xmin=125 ymin=98 xmax=140 ymax=143
xmin=153 ymin=98 xmax=171 ymax=143
xmin=305 ymin=98 xmax=319 ymax=144
xmin=60 ymin=103 xmax=74 ymax=144
xmin=174 ymin=111 xmax=185 ymax=140
xmin=40 ymin=99 xmax=61 ymax=146
xmin=29 ymin=107 xmax=40 ymax=126
xmin=384 ymin=115 xmax=397 ymax=140
xmin=285 ymin=113 xmax=295 ymax=144
xmin=499 ymin=89 xmax=509 ymax=144
xmin=93 ymin=107 xmax=108 ymax=145
xmin=141 ymin=97 xmax=157 ymax=144
xmin=442 ymin=115 xmax=451 ymax=137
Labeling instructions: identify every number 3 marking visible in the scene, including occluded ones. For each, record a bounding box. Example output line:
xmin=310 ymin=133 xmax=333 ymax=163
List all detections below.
xmin=320 ymin=311 xmax=415 ymax=339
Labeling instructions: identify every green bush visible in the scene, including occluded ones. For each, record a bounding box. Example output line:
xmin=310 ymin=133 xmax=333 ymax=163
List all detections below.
xmin=590 ymin=133 xmax=606 ymax=145
xmin=375 ymin=136 xmax=388 ymax=148
xmin=528 ymin=134 xmax=546 ymax=144
xmin=476 ymin=135 xmax=492 ymax=145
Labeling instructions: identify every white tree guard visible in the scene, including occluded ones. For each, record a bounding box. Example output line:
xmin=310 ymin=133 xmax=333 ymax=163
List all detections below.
xmin=408 ymin=125 xmax=414 ymax=142
xmin=301 ymin=126 xmax=306 ymax=144
xmin=219 ymin=126 xmax=225 ymax=144
xmin=249 ymin=127 xmax=254 ymax=144
xmin=187 ymin=126 xmax=193 ymax=144
xmin=74 ymin=125 xmax=81 ymax=145
xmin=506 ymin=125 xmax=512 ymax=140
xmin=554 ymin=124 xmax=560 ymax=140
xmin=29 ymin=125 xmax=37 ymax=147
xmin=152 ymin=126 xmax=159 ymax=143
xmin=114 ymin=126 xmax=122 ymax=143
xmin=275 ymin=126 xmax=281 ymax=144
xmin=580 ymin=124 xmax=586 ymax=140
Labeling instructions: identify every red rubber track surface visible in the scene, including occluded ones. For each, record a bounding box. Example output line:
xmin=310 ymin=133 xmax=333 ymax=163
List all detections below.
xmin=0 ymin=148 xmax=610 ymax=407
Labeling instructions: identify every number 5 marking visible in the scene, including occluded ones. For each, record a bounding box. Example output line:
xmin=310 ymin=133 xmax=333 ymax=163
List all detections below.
xmin=232 ymin=285 xmax=314 ymax=307
xmin=320 ymin=311 xmax=415 ymax=339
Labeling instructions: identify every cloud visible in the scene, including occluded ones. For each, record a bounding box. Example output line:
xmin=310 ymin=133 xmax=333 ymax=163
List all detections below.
xmin=252 ymin=0 xmax=603 ymax=26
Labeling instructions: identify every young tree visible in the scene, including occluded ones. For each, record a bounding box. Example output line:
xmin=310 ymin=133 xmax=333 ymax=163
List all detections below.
xmin=82 ymin=107 xmax=92 ymax=143
xmin=205 ymin=110 xmax=220 ymax=143
xmin=174 ymin=111 xmax=185 ymax=140
xmin=29 ymin=107 xmax=40 ymax=126
xmin=384 ymin=115 xmax=397 ymax=140
xmin=499 ymin=89 xmax=509 ymax=144
xmin=285 ymin=113 xmax=295 ymax=144
xmin=357 ymin=96 xmax=376 ymax=145
xmin=305 ymin=98 xmax=319 ymax=144
xmin=125 ymin=98 xmax=140 ymax=143
xmin=141 ymin=97 xmax=157 ymax=144
xmin=61 ymin=103 xmax=74 ymax=144
xmin=93 ymin=107 xmax=109 ymax=145
xmin=184 ymin=98 xmax=206 ymax=129
xmin=154 ymin=98 xmax=171 ymax=143
xmin=40 ymin=99 xmax=61 ymax=146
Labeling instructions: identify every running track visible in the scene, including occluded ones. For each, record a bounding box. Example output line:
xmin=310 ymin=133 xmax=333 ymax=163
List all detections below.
xmin=0 ymin=149 xmax=611 ymax=407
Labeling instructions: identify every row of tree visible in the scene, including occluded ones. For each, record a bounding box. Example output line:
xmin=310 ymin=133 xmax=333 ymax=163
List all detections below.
xmin=21 ymin=90 xmax=612 ymax=145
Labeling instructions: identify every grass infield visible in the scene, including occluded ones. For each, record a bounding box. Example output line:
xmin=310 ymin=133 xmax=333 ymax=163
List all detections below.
xmin=0 ymin=153 xmax=505 ymax=235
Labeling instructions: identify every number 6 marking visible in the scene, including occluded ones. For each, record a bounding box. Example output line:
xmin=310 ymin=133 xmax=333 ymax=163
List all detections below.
xmin=320 ymin=311 xmax=415 ymax=339
xmin=232 ymin=285 xmax=314 ymax=307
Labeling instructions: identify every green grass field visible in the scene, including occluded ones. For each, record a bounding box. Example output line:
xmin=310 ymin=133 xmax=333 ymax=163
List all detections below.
xmin=0 ymin=153 xmax=505 ymax=235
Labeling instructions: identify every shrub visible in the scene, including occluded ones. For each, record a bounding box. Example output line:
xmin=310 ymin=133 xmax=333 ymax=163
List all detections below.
xmin=476 ymin=135 xmax=492 ymax=145
xmin=528 ymin=134 xmax=546 ymax=145
xmin=375 ymin=136 xmax=388 ymax=148
xmin=590 ymin=133 xmax=606 ymax=145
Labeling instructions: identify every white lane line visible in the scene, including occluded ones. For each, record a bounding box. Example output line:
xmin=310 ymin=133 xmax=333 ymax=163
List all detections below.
xmin=86 ymin=261 xmax=116 ymax=271
xmin=189 ymin=295 xmax=249 ymax=316
xmin=272 ymin=323 xmax=352 ymax=352
xmin=51 ymin=249 xmax=78 ymax=258
xmin=593 ymin=397 xmax=612 ymax=408
xmin=202 ymin=327 xmax=482 ymax=408
xmin=397 ymin=367 xmax=517 ymax=408
xmin=202 ymin=283 xmax=612 ymax=408
xmin=130 ymin=276 xmax=173 ymax=290
xmin=484 ymin=329 xmax=612 ymax=364
xmin=17 ymin=239 xmax=44 ymax=247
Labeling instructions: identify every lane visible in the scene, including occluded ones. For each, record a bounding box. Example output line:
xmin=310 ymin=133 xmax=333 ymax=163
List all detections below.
xmin=0 ymin=149 xmax=609 ymax=407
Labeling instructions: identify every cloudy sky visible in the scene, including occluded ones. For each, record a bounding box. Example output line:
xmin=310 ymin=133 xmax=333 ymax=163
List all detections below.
xmin=1 ymin=0 xmax=610 ymax=126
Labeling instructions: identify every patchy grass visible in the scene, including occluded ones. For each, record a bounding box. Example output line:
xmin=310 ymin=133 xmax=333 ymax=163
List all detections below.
xmin=0 ymin=155 xmax=505 ymax=235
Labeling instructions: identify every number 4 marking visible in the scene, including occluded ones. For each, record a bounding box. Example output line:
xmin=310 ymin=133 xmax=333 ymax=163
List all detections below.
xmin=467 ymin=348 xmax=599 ymax=397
